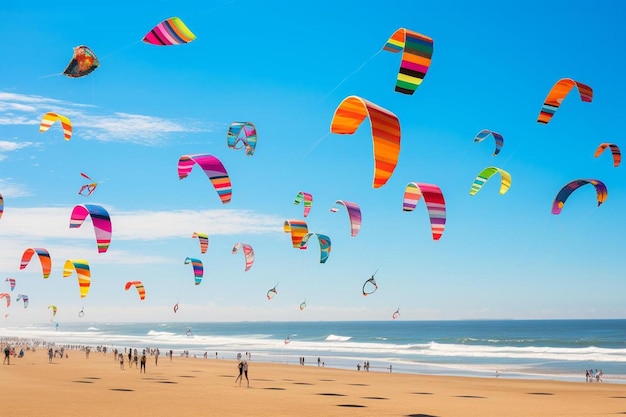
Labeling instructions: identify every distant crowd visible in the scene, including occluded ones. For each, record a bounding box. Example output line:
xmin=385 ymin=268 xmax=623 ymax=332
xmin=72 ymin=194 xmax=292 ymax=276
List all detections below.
xmin=586 ymin=369 xmax=603 ymax=382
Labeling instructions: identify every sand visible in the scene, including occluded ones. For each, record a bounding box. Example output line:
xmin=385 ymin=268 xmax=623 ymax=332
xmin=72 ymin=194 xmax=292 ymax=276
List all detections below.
xmin=1 ymin=346 xmax=623 ymax=417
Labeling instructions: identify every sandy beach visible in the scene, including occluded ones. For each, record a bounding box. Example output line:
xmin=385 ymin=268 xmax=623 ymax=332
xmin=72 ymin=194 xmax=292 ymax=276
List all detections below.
xmin=1 ymin=345 xmax=623 ymax=417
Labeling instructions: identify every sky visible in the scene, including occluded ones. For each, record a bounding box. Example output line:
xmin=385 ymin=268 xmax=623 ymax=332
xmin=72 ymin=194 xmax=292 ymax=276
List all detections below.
xmin=0 ymin=0 xmax=625 ymax=324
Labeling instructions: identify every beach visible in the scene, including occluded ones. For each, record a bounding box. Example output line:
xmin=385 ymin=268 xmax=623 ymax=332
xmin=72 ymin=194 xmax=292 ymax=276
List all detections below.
xmin=1 ymin=345 xmax=623 ymax=417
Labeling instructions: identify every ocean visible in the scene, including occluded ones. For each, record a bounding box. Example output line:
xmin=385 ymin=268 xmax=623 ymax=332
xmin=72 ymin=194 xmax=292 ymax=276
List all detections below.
xmin=1 ymin=319 xmax=625 ymax=383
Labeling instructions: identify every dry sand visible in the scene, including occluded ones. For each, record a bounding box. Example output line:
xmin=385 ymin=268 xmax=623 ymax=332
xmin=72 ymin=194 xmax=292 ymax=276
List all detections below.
xmin=1 ymin=346 xmax=624 ymax=417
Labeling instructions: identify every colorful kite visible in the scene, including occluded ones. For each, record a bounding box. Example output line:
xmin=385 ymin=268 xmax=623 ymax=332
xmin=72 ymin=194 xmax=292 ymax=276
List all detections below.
xmin=16 ymin=294 xmax=28 ymax=308
xmin=5 ymin=278 xmax=15 ymax=292
xmin=143 ymin=17 xmax=196 ymax=46
xmin=362 ymin=272 xmax=378 ymax=296
xmin=469 ymin=167 xmax=511 ymax=196
xmin=227 ymin=122 xmax=257 ymax=156
xmin=173 ymin=303 xmax=179 ymax=313
xmin=329 ymin=200 xmax=362 ymax=237
xmin=383 ymin=28 xmax=433 ymax=95
xmin=392 ymin=308 xmax=400 ymax=320
xmin=70 ymin=204 xmax=112 ymax=253
xmin=299 ymin=300 xmax=307 ymax=311
xmin=551 ymin=179 xmax=607 ymax=215
xmin=125 ymin=281 xmax=146 ymax=300
xmin=473 ymin=129 xmax=504 ymax=156
xmin=330 ymin=96 xmax=401 ymax=188
xmin=294 ymin=191 xmax=313 ymax=217
xmin=232 ymin=243 xmax=254 ymax=272
xmin=192 ymin=232 xmax=209 ymax=254
xmin=48 ymin=305 xmax=57 ymax=317
xmin=537 ymin=78 xmax=593 ymax=124
xmin=63 ymin=45 xmax=99 ymax=78
xmin=184 ymin=257 xmax=204 ymax=285
xmin=0 ymin=192 xmax=3 ymax=219
xmin=63 ymin=259 xmax=91 ymax=298
xmin=594 ymin=143 xmax=621 ymax=167
xmin=20 ymin=248 xmax=52 ymax=279
xmin=300 ymin=233 xmax=331 ymax=264
xmin=0 ymin=293 xmax=10 ymax=308
xmin=403 ymin=182 xmax=446 ymax=240
xmin=284 ymin=220 xmax=309 ymax=248
xmin=78 ymin=172 xmax=98 ymax=196
xmin=40 ymin=112 xmax=72 ymax=141
xmin=267 ymin=284 xmax=278 ymax=300
xmin=178 ymin=154 xmax=232 ymax=204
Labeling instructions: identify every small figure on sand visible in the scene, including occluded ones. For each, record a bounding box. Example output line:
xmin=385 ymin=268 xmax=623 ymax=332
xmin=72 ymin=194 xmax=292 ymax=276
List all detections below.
xmin=235 ymin=360 xmax=244 ymax=385
xmin=140 ymin=350 xmax=146 ymax=373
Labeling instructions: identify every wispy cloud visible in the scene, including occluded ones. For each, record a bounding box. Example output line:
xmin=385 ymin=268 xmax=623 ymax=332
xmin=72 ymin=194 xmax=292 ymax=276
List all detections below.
xmin=0 ymin=179 xmax=32 ymax=197
xmin=0 ymin=92 xmax=216 ymax=145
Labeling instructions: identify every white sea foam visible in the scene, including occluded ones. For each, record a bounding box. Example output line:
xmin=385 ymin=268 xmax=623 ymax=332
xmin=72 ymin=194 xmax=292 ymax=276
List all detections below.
xmin=325 ymin=334 xmax=352 ymax=341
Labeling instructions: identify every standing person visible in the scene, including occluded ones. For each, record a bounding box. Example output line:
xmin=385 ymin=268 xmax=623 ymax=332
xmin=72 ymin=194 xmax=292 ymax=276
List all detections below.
xmin=140 ymin=350 xmax=146 ymax=374
xmin=119 ymin=353 xmax=124 ymax=370
xmin=3 ymin=345 xmax=10 ymax=365
xmin=242 ymin=360 xmax=249 ymax=387
xmin=235 ymin=360 xmax=244 ymax=386
xmin=155 ymin=348 xmax=159 ymax=366
xmin=169 ymin=349 xmax=173 ymax=361
xmin=48 ymin=348 xmax=53 ymax=364
xmin=317 ymin=357 xmax=321 ymax=367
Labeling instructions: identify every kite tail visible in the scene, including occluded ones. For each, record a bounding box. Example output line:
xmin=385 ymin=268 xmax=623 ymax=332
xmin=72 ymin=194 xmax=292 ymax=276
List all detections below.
xmin=317 ymin=50 xmax=382 ymax=105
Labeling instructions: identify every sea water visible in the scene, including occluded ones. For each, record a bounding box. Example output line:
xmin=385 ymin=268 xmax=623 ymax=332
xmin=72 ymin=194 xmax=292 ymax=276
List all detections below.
xmin=1 ymin=320 xmax=625 ymax=383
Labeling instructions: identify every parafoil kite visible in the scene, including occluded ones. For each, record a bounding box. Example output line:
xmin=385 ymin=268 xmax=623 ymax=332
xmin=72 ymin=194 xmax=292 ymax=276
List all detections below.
xmin=403 ymin=182 xmax=446 ymax=240
xmin=173 ymin=303 xmax=179 ymax=313
xmin=329 ymin=200 xmax=362 ymax=237
xmin=537 ymin=78 xmax=593 ymax=124
xmin=70 ymin=204 xmax=112 ymax=253
xmin=469 ymin=167 xmax=511 ymax=196
xmin=62 ymin=259 xmax=91 ymax=298
xmin=473 ymin=129 xmax=504 ymax=156
xmin=383 ymin=28 xmax=434 ymax=95
xmin=125 ymin=281 xmax=146 ymax=300
xmin=184 ymin=257 xmax=203 ymax=285
xmin=551 ymin=179 xmax=607 ymax=215
xmin=20 ymin=248 xmax=52 ymax=279
xmin=63 ymin=45 xmax=99 ymax=78
xmin=284 ymin=220 xmax=309 ymax=248
xmin=16 ymin=294 xmax=28 ymax=308
xmin=232 ymin=243 xmax=254 ymax=271
xmin=48 ymin=305 xmax=57 ymax=317
xmin=178 ymin=154 xmax=232 ymax=204
xmin=330 ymin=96 xmax=401 ymax=188
xmin=227 ymin=122 xmax=257 ymax=156
xmin=267 ymin=284 xmax=278 ymax=300
xmin=300 ymin=233 xmax=331 ymax=264
xmin=362 ymin=272 xmax=378 ymax=296
xmin=78 ymin=172 xmax=98 ymax=196
xmin=40 ymin=112 xmax=72 ymax=141
xmin=392 ymin=308 xmax=400 ymax=320
xmin=0 ymin=293 xmax=10 ymax=308
xmin=0 ymin=192 xmax=3 ymax=219
xmin=143 ymin=17 xmax=196 ymax=46
xmin=299 ymin=300 xmax=307 ymax=311
xmin=294 ymin=191 xmax=313 ymax=217
xmin=594 ymin=143 xmax=621 ymax=167
xmin=192 ymin=232 xmax=209 ymax=254
xmin=5 ymin=278 xmax=15 ymax=292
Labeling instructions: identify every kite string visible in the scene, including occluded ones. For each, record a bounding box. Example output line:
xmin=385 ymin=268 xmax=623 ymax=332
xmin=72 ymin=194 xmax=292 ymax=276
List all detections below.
xmin=302 ymin=132 xmax=330 ymax=158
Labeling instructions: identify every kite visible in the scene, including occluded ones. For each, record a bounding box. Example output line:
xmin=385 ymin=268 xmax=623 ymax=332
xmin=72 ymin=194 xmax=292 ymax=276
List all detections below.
xmin=232 ymin=243 xmax=254 ymax=272
xmin=362 ymin=272 xmax=378 ymax=296
xmin=299 ymin=300 xmax=307 ymax=311
xmin=392 ymin=308 xmax=400 ymax=320
xmin=300 ymin=233 xmax=331 ymax=264
xmin=143 ymin=17 xmax=196 ymax=46
xmin=5 ymin=278 xmax=15 ymax=292
xmin=537 ymin=78 xmax=593 ymax=124
xmin=594 ymin=143 xmax=621 ymax=167
xmin=330 ymin=200 xmax=362 ymax=237
xmin=173 ymin=303 xmax=179 ymax=313
xmin=330 ymin=96 xmax=401 ymax=188
xmin=20 ymin=248 xmax=52 ymax=279
xmin=294 ymin=191 xmax=313 ymax=217
xmin=267 ymin=284 xmax=278 ymax=300
xmin=473 ymin=129 xmax=504 ymax=156
xmin=78 ymin=172 xmax=98 ymax=196
xmin=40 ymin=112 xmax=72 ymax=141
xmin=227 ymin=122 xmax=257 ymax=156
xmin=48 ymin=305 xmax=57 ymax=317
xmin=383 ymin=28 xmax=434 ymax=95
xmin=125 ymin=281 xmax=146 ymax=300
xmin=78 ymin=307 xmax=84 ymax=318
xmin=469 ymin=167 xmax=511 ymax=196
xmin=69 ymin=204 xmax=112 ymax=253
xmin=0 ymin=192 xmax=3 ymax=219
xmin=551 ymin=179 xmax=607 ymax=215
xmin=63 ymin=45 xmax=99 ymax=78
xmin=284 ymin=220 xmax=309 ymax=248
xmin=403 ymin=182 xmax=446 ymax=240
xmin=0 ymin=293 xmax=9 ymax=308
xmin=16 ymin=294 xmax=28 ymax=308
xmin=62 ymin=259 xmax=91 ymax=298
xmin=284 ymin=335 xmax=291 ymax=345
xmin=184 ymin=257 xmax=204 ymax=285
xmin=178 ymin=154 xmax=232 ymax=204
xmin=192 ymin=232 xmax=209 ymax=254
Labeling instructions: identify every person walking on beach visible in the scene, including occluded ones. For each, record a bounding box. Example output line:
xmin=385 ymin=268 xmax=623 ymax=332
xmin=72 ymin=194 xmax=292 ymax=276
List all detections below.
xmin=4 ymin=345 xmax=11 ymax=365
xmin=48 ymin=348 xmax=53 ymax=364
xmin=140 ymin=350 xmax=146 ymax=374
xmin=235 ymin=360 xmax=244 ymax=385
xmin=155 ymin=348 xmax=159 ymax=366
xmin=242 ymin=360 xmax=249 ymax=387
xmin=119 ymin=353 xmax=124 ymax=370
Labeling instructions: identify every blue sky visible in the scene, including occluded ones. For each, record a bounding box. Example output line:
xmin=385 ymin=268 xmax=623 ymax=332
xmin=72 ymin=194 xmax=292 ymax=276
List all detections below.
xmin=1 ymin=0 xmax=625 ymax=323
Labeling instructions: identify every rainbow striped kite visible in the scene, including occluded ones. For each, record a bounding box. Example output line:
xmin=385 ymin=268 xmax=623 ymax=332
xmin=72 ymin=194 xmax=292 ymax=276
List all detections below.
xmin=143 ymin=17 xmax=196 ymax=46
xmin=383 ymin=28 xmax=433 ymax=95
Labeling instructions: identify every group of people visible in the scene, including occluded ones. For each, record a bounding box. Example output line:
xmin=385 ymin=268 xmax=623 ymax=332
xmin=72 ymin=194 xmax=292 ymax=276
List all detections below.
xmin=357 ymin=361 xmax=371 ymax=371
xmin=235 ymin=359 xmax=249 ymax=387
xmin=585 ymin=369 xmax=603 ymax=382
xmin=116 ymin=348 xmax=147 ymax=373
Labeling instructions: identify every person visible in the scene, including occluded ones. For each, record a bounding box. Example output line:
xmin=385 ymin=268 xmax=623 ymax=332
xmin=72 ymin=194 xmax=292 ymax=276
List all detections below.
xmin=18 ymin=348 xmax=24 ymax=358
xmin=357 ymin=363 xmax=361 ymax=371
xmin=317 ymin=357 xmax=321 ymax=367
xmin=3 ymin=345 xmax=10 ymax=365
xmin=155 ymin=348 xmax=159 ymax=366
xmin=133 ymin=351 xmax=139 ymax=369
xmin=85 ymin=347 xmax=90 ymax=359
xmin=235 ymin=360 xmax=244 ymax=385
xmin=119 ymin=353 xmax=124 ymax=370
xmin=242 ymin=360 xmax=249 ymax=387
xmin=48 ymin=348 xmax=53 ymax=364
xmin=169 ymin=349 xmax=173 ymax=361
xmin=140 ymin=350 xmax=146 ymax=373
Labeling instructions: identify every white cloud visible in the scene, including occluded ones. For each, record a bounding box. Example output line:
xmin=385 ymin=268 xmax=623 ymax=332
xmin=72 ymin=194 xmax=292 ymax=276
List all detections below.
xmin=0 ymin=140 xmax=35 ymax=151
xmin=0 ymin=179 xmax=32 ymax=198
